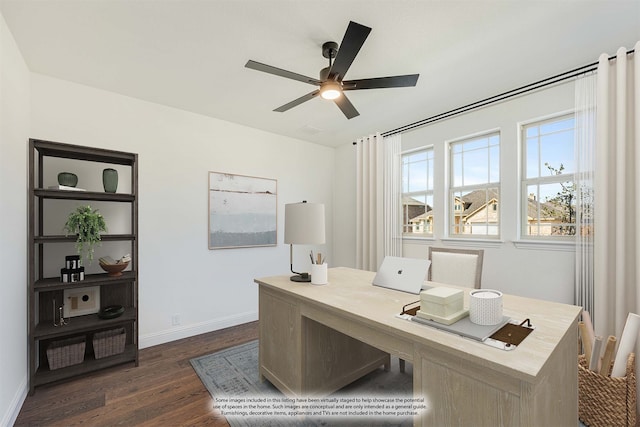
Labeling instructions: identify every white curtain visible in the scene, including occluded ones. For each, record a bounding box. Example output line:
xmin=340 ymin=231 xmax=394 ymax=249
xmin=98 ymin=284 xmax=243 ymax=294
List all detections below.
xmin=575 ymin=73 xmax=597 ymax=319
xmin=355 ymin=132 xmax=402 ymax=271
xmin=593 ymin=43 xmax=640 ymax=342
xmin=384 ymin=134 xmax=403 ymax=258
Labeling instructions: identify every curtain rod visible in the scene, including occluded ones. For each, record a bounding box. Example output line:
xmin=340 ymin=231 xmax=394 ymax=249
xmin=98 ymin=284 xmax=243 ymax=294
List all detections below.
xmin=353 ymin=48 xmax=634 ymax=144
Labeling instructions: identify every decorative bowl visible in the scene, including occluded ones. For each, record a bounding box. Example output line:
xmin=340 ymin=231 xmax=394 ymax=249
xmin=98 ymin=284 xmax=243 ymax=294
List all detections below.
xmin=99 ymin=261 xmax=129 ymax=277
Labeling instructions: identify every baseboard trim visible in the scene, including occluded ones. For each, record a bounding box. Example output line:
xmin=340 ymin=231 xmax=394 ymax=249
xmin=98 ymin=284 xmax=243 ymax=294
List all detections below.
xmin=139 ymin=311 xmax=258 ymax=349
xmin=2 ymin=375 xmax=27 ymax=427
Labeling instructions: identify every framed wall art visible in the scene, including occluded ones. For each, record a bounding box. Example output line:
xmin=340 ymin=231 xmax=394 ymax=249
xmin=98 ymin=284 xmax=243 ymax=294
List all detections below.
xmin=63 ymin=286 xmax=101 ymax=317
xmin=208 ymin=172 xmax=277 ymax=249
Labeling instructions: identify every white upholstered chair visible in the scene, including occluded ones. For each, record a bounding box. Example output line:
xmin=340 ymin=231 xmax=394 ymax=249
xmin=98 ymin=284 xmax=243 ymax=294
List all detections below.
xmin=428 ymin=247 xmax=484 ymax=289
xmin=399 ymin=247 xmax=485 ymax=373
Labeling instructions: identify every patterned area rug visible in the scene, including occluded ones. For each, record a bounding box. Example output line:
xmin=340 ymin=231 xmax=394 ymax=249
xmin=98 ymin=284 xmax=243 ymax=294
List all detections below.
xmin=190 ymin=340 xmax=413 ymax=427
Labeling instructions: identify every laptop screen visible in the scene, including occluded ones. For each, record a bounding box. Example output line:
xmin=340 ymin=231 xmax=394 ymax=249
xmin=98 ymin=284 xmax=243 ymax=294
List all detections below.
xmin=372 ymin=256 xmax=431 ymax=294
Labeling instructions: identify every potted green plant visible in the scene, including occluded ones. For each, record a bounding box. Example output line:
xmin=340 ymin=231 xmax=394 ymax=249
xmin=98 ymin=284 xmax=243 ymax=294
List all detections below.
xmin=64 ymin=205 xmax=107 ymax=263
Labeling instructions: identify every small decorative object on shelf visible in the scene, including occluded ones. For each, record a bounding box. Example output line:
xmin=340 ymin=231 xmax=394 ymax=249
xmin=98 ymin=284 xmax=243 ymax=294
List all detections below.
xmin=63 ymin=205 xmax=107 ymax=263
xmin=99 ymin=254 xmax=130 ymax=277
xmin=102 ymin=168 xmax=118 ymax=193
xmin=98 ymin=304 xmax=125 ymax=319
xmin=52 ymin=299 xmax=68 ymax=327
xmin=57 ymin=172 xmax=78 ymax=187
xmin=60 ymin=255 xmax=85 ymax=282
xmin=63 ymin=286 xmax=100 ymax=318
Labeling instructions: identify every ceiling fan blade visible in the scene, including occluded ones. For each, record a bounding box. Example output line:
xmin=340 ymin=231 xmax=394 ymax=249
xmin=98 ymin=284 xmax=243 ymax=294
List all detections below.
xmin=329 ymin=21 xmax=371 ymax=81
xmin=343 ymin=74 xmax=420 ymax=90
xmin=334 ymin=94 xmax=359 ymax=119
xmin=274 ymin=90 xmax=320 ymax=112
xmin=245 ymin=60 xmax=321 ymax=86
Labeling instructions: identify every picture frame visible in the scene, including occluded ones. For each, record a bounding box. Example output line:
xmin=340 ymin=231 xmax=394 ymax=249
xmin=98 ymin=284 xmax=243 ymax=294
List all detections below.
xmin=208 ymin=172 xmax=277 ymax=249
xmin=63 ymin=286 xmax=101 ymax=317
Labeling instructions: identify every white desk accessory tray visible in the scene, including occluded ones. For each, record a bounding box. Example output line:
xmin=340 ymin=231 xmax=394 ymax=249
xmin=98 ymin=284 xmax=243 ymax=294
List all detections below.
xmin=396 ymin=301 xmax=534 ymax=351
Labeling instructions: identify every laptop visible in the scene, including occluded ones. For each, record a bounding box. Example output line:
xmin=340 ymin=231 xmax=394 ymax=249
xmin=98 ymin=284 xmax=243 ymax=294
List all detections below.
xmin=372 ymin=256 xmax=431 ymax=294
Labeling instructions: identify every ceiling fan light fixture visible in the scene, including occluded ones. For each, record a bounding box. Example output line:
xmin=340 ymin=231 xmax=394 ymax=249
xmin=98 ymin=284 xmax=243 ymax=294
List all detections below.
xmin=320 ymin=81 xmax=342 ymax=100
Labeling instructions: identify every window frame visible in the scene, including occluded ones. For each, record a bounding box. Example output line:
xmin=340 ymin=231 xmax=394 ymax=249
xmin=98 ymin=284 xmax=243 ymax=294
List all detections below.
xmin=401 ymin=146 xmax=434 ymax=237
xmin=447 ymin=130 xmax=501 ymax=239
xmin=519 ymin=111 xmax=576 ymax=241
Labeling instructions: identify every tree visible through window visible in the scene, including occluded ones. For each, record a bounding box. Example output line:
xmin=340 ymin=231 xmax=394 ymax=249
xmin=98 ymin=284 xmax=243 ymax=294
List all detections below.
xmin=402 ymin=148 xmax=433 ymax=236
xmin=522 ymin=114 xmax=576 ymax=238
xmin=449 ymin=132 xmax=500 ymax=237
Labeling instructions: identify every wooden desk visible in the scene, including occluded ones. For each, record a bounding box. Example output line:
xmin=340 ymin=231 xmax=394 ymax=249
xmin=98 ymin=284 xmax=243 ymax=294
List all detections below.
xmin=255 ymin=267 xmax=580 ymax=426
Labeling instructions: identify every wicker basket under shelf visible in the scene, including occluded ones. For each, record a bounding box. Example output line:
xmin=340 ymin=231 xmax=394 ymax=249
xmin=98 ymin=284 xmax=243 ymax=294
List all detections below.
xmin=578 ymin=353 xmax=636 ymax=427
xmin=93 ymin=327 xmax=126 ymax=359
xmin=46 ymin=336 xmax=86 ymax=370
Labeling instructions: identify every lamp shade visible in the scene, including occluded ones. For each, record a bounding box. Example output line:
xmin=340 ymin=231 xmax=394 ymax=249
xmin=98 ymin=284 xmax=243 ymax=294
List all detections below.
xmin=284 ymin=202 xmax=325 ymax=244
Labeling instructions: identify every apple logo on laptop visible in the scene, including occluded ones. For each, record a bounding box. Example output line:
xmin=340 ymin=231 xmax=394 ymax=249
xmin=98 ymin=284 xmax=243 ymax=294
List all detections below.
xmin=397 ymin=269 xmax=403 ymax=275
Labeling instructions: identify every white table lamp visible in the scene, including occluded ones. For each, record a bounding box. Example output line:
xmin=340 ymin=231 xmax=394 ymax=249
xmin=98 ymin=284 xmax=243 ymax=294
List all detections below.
xmin=285 ymin=201 xmax=325 ymax=282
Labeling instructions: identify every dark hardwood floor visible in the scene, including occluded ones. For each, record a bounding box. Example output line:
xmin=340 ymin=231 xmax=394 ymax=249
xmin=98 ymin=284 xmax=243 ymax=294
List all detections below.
xmin=15 ymin=321 xmax=259 ymax=426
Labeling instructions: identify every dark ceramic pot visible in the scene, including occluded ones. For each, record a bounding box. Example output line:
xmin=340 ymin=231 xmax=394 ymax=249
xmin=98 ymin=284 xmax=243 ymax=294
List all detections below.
xmin=57 ymin=172 xmax=78 ymax=187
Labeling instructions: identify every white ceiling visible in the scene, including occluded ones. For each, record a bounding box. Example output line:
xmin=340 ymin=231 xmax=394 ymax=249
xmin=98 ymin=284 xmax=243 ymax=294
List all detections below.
xmin=1 ymin=1 xmax=639 ymax=147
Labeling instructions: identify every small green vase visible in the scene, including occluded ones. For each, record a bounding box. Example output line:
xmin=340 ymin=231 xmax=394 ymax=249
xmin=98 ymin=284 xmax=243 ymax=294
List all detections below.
xmin=57 ymin=172 xmax=78 ymax=187
xmin=102 ymin=168 xmax=118 ymax=193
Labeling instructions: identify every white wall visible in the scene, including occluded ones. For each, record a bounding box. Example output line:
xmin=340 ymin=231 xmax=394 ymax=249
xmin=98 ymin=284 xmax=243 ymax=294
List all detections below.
xmin=29 ymin=73 xmax=335 ymax=347
xmin=333 ymin=142 xmax=356 ymax=268
xmin=333 ymin=83 xmax=577 ymax=304
xmin=0 ymin=10 xmax=30 ymax=427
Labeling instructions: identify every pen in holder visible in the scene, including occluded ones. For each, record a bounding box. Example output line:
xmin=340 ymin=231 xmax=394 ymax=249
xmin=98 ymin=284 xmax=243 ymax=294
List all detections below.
xmin=311 ymin=263 xmax=328 ymax=285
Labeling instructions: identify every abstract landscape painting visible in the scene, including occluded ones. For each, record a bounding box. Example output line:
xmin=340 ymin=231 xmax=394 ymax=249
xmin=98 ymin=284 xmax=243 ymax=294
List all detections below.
xmin=208 ymin=172 xmax=277 ymax=249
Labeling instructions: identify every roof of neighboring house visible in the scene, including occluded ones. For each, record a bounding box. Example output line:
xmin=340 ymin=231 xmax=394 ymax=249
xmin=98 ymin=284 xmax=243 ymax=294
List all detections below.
xmin=408 ymin=190 xmax=566 ymax=224
xmin=409 ymin=210 xmax=433 ymax=222
xmin=458 ymin=189 xmax=499 ymax=216
xmin=402 ymin=196 xmax=425 ymax=206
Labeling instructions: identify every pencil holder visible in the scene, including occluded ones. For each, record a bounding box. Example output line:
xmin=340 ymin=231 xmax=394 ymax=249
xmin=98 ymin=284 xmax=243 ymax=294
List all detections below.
xmin=578 ymin=352 xmax=636 ymax=427
xmin=311 ymin=263 xmax=328 ymax=285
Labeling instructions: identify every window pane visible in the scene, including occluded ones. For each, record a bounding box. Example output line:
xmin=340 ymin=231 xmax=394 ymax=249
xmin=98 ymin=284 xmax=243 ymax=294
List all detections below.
xmin=449 ymin=133 xmax=500 ymax=238
xmin=462 ymin=148 xmax=489 ymax=185
xmin=525 ymin=181 xmax=575 ymax=236
xmin=540 ymin=132 xmax=574 ymax=175
xmin=540 ymin=117 xmax=574 ymax=134
xmin=526 ymin=137 xmax=540 ymax=178
xmin=408 ymin=161 xmax=427 ymax=192
xmin=426 ymin=156 xmax=434 ymax=191
xmin=402 ymin=148 xmax=434 ymax=236
xmin=452 ymin=152 xmax=463 ymax=187
xmin=489 ymin=145 xmax=500 ymax=183
xmin=522 ymin=114 xmax=576 ymax=239
xmin=450 ymin=188 xmax=499 ymax=236
xmin=402 ymin=163 xmax=409 ymax=192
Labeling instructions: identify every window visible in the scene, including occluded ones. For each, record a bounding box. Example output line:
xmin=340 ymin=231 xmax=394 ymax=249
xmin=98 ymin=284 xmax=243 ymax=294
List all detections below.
xmin=402 ymin=148 xmax=433 ymax=236
xmin=521 ymin=114 xmax=576 ymax=238
xmin=449 ymin=132 xmax=500 ymax=237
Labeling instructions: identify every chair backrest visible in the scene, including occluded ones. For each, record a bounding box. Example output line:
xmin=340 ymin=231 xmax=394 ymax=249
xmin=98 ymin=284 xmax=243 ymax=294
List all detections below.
xmin=428 ymin=247 xmax=484 ymax=289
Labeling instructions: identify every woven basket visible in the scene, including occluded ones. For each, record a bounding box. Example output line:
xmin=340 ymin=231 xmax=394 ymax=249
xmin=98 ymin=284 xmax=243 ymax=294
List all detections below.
xmin=578 ymin=353 xmax=636 ymax=427
xmin=93 ymin=327 xmax=126 ymax=359
xmin=46 ymin=336 xmax=86 ymax=370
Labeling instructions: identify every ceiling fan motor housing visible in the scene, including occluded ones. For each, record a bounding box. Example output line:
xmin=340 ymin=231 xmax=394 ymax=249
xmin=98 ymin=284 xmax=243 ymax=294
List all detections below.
xmin=322 ymin=41 xmax=338 ymax=59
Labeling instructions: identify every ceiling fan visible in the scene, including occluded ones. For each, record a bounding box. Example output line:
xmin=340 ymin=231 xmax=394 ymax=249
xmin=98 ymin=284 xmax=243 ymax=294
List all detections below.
xmin=245 ymin=21 xmax=419 ymax=119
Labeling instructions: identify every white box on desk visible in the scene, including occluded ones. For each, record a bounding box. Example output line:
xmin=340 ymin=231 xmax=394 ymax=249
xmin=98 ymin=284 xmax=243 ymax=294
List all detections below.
xmin=420 ymin=287 xmax=464 ymax=317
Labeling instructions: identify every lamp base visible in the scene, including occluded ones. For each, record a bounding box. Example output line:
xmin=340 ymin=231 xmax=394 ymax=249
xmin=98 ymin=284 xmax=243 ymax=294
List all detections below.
xmin=290 ymin=273 xmax=311 ymax=282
